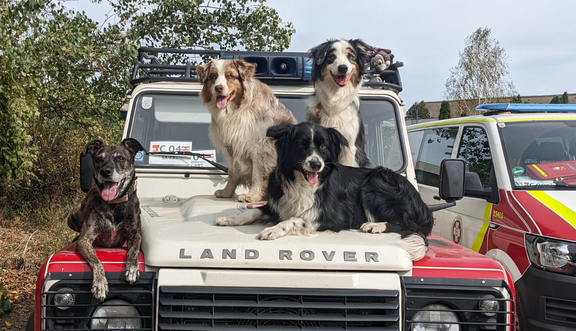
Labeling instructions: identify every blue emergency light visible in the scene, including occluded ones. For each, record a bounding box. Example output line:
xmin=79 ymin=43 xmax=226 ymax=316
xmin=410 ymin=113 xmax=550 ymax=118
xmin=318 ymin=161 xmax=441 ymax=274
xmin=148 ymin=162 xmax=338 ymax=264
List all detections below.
xmin=477 ymin=103 xmax=576 ymax=112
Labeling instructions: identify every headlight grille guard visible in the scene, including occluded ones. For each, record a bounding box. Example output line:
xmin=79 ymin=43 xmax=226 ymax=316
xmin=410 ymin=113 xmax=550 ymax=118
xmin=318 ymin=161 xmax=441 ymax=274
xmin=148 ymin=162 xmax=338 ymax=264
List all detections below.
xmin=41 ymin=272 xmax=156 ymax=331
xmin=403 ymin=277 xmax=515 ymax=331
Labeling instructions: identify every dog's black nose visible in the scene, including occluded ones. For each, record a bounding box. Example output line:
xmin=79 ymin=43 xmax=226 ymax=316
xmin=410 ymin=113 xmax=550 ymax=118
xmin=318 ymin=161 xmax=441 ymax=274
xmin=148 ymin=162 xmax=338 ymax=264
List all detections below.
xmin=337 ymin=65 xmax=348 ymax=74
xmin=100 ymin=167 xmax=113 ymax=178
xmin=309 ymin=160 xmax=322 ymax=171
xmin=215 ymin=85 xmax=224 ymax=93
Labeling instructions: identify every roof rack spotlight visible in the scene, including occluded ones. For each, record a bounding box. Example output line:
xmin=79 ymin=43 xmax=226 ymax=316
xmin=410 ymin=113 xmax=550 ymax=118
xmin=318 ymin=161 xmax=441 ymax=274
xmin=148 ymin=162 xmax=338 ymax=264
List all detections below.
xmin=478 ymin=103 xmax=576 ymax=115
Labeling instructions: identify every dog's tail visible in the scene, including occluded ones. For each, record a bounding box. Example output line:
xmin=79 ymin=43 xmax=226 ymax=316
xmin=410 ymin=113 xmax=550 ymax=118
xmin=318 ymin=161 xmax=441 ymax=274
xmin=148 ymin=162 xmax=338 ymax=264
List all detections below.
xmin=399 ymin=233 xmax=428 ymax=261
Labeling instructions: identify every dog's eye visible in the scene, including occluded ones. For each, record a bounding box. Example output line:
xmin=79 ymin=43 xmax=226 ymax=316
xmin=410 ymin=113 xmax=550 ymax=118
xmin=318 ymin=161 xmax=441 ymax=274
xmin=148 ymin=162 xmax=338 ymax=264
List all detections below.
xmin=210 ymin=74 xmax=217 ymax=80
xmin=298 ymin=142 xmax=307 ymax=149
xmin=327 ymin=54 xmax=336 ymax=62
xmin=320 ymin=144 xmax=326 ymax=150
xmin=348 ymin=54 xmax=356 ymax=62
xmin=94 ymin=156 xmax=103 ymax=162
xmin=226 ymin=74 xmax=236 ymax=80
xmin=117 ymin=155 xmax=126 ymax=161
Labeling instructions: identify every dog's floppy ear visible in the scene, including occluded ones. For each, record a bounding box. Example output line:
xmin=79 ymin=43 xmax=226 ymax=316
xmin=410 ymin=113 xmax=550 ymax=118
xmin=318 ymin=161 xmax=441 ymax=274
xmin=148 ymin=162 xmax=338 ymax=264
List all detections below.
xmin=84 ymin=139 xmax=104 ymax=158
xmin=195 ymin=62 xmax=211 ymax=84
xmin=309 ymin=39 xmax=334 ymax=66
xmin=326 ymin=127 xmax=349 ymax=161
xmin=121 ymin=138 xmax=145 ymax=157
xmin=266 ymin=123 xmax=295 ymax=141
xmin=348 ymin=39 xmax=372 ymax=74
xmin=234 ymin=60 xmax=255 ymax=80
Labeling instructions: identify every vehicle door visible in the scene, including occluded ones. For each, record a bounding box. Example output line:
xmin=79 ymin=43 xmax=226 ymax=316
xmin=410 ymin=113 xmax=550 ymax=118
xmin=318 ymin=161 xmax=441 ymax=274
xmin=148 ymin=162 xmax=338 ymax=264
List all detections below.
xmin=446 ymin=125 xmax=500 ymax=252
xmin=408 ymin=126 xmax=459 ymax=240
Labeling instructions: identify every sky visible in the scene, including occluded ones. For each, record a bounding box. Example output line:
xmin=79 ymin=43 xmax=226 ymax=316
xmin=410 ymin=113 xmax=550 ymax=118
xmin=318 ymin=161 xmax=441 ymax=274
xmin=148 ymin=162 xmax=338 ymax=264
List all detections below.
xmin=68 ymin=0 xmax=576 ymax=109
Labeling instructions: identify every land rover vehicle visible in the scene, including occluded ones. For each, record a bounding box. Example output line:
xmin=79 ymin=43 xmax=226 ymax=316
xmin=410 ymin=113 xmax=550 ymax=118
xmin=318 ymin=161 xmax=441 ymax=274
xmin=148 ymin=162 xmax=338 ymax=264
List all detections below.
xmin=407 ymin=103 xmax=576 ymax=330
xmin=30 ymin=48 xmax=515 ymax=330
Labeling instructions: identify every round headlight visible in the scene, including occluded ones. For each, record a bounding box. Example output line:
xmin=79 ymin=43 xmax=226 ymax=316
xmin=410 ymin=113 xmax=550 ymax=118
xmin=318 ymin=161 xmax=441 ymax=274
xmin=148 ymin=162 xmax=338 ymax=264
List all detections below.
xmin=478 ymin=294 xmax=500 ymax=316
xmin=90 ymin=299 xmax=142 ymax=329
xmin=54 ymin=287 xmax=75 ymax=310
xmin=412 ymin=304 xmax=460 ymax=331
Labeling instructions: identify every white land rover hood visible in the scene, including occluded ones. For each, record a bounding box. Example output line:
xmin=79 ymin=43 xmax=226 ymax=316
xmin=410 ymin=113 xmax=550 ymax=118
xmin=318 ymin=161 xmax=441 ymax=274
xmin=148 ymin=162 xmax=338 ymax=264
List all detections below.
xmin=140 ymin=195 xmax=413 ymax=273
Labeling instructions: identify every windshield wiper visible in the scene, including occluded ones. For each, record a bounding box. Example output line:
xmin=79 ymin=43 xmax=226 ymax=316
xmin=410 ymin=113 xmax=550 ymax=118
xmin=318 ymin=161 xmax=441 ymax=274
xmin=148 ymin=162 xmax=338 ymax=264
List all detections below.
xmin=147 ymin=151 xmax=228 ymax=173
xmin=516 ymin=183 xmax=576 ymax=190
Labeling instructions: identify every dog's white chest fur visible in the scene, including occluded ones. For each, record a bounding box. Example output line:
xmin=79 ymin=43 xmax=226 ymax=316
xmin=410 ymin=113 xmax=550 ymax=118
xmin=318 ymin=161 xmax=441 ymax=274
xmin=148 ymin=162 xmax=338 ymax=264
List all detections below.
xmin=276 ymin=179 xmax=320 ymax=223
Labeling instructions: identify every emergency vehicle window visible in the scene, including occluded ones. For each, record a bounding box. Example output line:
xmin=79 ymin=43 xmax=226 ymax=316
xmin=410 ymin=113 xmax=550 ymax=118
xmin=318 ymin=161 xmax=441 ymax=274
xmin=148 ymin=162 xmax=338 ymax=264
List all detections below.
xmin=458 ymin=127 xmax=492 ymax=188
xmin=413 ymin=127 xmax=458 ymax=187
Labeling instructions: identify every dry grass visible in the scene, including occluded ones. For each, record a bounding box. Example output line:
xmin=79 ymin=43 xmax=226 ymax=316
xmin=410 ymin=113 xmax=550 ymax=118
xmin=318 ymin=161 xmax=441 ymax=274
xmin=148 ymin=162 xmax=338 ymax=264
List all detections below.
xmin=0 ymin=196 xmax=79 ymax=329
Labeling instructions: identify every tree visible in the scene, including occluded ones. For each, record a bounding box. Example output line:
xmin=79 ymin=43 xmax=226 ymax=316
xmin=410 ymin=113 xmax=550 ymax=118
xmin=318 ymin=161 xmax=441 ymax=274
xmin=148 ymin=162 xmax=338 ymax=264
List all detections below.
xmin=405 ymin=101 xmax=431 ymax=120
xmin=511 ymin=94 xmax=522 ymax=103
xmin=445 ymin=27 xmax=516 ymax=115
xmin=0 ymin=0 xmax=294 ymax=184
xmin=561 ymin=91 xmax=570 ymax=104
xmin=550 ymin=96 xmax=561 ymax=104
xmin=438 ymin=101 xmax=451 ymax=120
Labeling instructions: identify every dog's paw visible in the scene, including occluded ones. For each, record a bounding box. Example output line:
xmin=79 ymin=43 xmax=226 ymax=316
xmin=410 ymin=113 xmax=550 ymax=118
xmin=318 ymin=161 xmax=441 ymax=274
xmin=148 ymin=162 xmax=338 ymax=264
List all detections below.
xmin=237 ymin=193 xmax=261 ymax=203
xmin=257 ymin=225 xmax=287 ymax=240
xmin=91 ymin=278 xmax=109 ymax=302
xmin=214 ymin=189 xmax=234 ymax=198
xmin=360 ymin=222 xmax=388 ymax=234
xmin=214 ymin=216 xmax=235 ymax=226
xmin=125 ymin=262 xmax=140 ymax=284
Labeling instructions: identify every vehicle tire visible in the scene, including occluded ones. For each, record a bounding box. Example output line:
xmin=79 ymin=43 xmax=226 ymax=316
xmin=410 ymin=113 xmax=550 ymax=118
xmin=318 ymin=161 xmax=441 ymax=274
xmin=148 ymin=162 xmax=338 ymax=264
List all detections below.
xmin=26 ymin=312 xmax=35 ymax=331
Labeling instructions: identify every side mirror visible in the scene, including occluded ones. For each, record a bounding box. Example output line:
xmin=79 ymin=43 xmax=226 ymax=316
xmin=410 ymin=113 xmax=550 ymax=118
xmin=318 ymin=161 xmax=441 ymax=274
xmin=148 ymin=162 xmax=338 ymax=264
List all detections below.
xmin=80 ymin=152 xmax=94 ymax=193
xmin=464 ymin=172 xmax=492 ymax=198
xmin=438 ymin=158 xmax=465 ymax=202
xmin=429 ymin=159 xmax=465 ymax=212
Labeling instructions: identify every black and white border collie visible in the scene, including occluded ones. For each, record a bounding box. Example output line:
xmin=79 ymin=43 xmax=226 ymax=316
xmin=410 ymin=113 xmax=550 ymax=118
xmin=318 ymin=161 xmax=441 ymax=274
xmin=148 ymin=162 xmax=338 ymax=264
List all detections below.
xmin=306 ymin=39 xmax=372 ymax=168
xmin=215 ymin=122 xmax=433 ymax=261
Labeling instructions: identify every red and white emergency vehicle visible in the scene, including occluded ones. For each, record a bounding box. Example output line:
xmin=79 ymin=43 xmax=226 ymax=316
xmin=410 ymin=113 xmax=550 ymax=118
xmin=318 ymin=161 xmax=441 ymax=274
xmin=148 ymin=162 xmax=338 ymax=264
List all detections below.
xmin=408 ymin=103 xmax=576 ymax=331
xmin=30 ymin=49 xmax=515 ymax=331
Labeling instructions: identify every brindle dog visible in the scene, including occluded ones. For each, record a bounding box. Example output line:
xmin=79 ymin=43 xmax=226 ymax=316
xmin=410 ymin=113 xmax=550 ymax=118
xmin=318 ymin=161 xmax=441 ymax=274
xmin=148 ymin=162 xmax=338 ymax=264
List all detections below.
xmin=68 ymin=138 xmax=145 ymax=301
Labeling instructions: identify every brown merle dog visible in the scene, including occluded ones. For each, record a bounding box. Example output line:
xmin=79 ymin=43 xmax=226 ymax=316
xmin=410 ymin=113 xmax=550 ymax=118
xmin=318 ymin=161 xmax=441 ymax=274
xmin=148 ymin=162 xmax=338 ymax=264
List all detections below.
xmin=68 ymin=138 xmax=145 ymax=301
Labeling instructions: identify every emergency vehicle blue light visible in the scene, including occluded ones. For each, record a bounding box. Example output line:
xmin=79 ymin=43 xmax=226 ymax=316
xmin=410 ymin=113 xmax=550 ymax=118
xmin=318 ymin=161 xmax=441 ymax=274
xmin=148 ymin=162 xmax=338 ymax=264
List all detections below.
xmin=477 ymin=103 xmax=576 ymax=112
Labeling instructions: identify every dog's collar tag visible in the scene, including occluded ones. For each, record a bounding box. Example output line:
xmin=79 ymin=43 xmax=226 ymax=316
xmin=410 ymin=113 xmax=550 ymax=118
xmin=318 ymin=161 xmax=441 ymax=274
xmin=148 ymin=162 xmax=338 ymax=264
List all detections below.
xmin=315 ymin=103 xmax=322 ymax=116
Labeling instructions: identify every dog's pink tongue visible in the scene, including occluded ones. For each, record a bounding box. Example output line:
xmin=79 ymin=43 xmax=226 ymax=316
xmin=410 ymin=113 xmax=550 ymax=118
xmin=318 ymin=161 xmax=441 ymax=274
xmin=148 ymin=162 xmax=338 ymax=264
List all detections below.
xmin=335 ymin=74 xmax=350 ymax=87
xmin=216 ymin=95 xmax=229 ymax=109
xmin=101 ymin=182 xmax=118 ymax=201
xmin=306 ymin=171 xmax=319 ymax=185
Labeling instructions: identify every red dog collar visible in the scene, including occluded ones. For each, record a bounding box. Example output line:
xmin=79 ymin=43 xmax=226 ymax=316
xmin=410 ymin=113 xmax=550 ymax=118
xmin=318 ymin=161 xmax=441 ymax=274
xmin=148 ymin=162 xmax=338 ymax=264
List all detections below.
xmin=107 ymin=182 xmax=137 ymax=204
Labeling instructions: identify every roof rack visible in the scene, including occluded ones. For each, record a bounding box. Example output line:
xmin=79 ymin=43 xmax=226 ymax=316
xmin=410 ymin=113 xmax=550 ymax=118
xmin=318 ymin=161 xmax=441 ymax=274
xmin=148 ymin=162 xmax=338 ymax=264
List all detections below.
xmin=130 ymin=47 xmax=403 ymax=92
xmin=478 ymin=103 xmax=576 ymax=116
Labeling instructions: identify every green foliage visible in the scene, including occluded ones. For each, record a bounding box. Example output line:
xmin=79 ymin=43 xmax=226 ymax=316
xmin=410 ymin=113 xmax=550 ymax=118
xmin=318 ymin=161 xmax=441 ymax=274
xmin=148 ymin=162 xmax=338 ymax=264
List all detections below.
xmin=405 ymin=101 xmax=431 ymax=120
xmin=445 ymin=27 xmax=516 ymax=115
xmin=561 ymin=91 xmax=570 ymax=104
xmin=550 ymin=95 xmax=561 ymax=104
xmin=438 ymin=101 xmax=451 ymax=120
xmin=0 ymin=0 xmax=294 ymax=215
xmin=108 ymin=0 xmax=295 ymax=52
xmin=511 ymin=94 xmax=522 ymax=103
xmin=0 ymin=283 xmax=14 ymax=320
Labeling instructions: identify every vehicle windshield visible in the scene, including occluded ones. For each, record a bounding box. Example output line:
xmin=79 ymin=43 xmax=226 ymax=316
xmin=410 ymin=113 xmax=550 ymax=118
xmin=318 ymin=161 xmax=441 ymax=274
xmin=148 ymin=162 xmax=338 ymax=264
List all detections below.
xmin=499 ymin=120 xmax=576 ymax=189
xmin=127 ymin=92 xmax=405 ymax=172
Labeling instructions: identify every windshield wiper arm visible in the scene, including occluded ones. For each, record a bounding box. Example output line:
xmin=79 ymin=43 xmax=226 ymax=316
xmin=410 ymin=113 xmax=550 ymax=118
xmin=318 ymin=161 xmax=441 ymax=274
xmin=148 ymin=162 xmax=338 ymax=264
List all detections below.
xmin=147 ymin=151 xmax=228 ymax=173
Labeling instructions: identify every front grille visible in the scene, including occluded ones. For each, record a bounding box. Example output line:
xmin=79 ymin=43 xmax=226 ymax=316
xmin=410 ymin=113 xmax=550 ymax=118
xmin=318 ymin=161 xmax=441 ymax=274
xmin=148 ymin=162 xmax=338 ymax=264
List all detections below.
xmin=158 ymin=286 xmax=400 ymax=330
xmin=545 ymin=296 xmax=576 ymax=325
xmin=41 ymin=272 xmax=155 ymax=330
xmin=404 ymin=277 xmax=514 ymax=330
